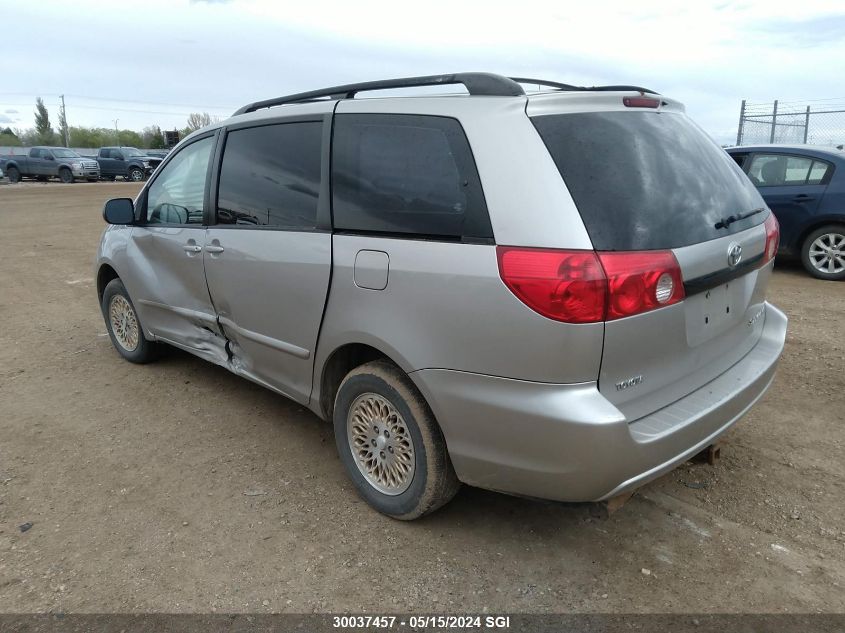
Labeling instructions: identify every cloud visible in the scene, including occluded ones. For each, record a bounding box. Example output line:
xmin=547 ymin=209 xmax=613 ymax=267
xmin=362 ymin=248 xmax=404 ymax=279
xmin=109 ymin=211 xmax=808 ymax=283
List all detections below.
xmin=752 ymin=14 xmax=845 ymax=47
xmin=5 ymin=109 xmax=18 ymax=114
xmin=0 ymin=114 xmax=15 ymax=124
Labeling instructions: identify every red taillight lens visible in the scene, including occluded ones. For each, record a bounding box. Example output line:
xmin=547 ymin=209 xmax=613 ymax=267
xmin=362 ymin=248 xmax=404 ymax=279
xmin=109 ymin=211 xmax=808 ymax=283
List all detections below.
xmin=763 ymin=213 xmax=779 ymax=264
xmin=597 ymin=251 xmax=685 ymax=320
xmin=496 ymin=247 xmax=686 ymax=323
xmin=496 ymin=247 xmax=606 ymax=323
xmin=623 ymin=96 xmax=660 ymax=108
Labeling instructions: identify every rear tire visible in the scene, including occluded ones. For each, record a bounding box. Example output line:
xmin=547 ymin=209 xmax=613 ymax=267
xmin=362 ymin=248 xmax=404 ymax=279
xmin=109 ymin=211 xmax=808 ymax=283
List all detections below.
xmin=59 ymin=167 xmax=73 ymax=184
xmin=7 ymin=166 xmax=20 ymax=183
xmin=801 ymin=225 xmax=845 ymax=281
xmin=101 ymin=278 xmax=159 ymax=363
xmin=333 ymin=360 xmax=460 ymax=520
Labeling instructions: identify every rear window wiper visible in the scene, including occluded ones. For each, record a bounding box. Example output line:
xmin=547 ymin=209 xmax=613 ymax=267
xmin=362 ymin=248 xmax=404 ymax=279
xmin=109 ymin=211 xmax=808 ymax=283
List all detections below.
xmin=715 ymin=207 xmax=764 ymax=230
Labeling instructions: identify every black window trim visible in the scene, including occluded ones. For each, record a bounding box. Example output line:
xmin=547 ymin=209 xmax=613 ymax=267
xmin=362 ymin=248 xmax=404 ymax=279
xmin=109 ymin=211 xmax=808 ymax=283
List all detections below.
xmin=136 ymin=130 xmax=220 ymax=227
xmin=329 ymin=112 xmax=495 ymax=245
xmin=208 ymin=114 xmax=332 ymax=234
xmin=745 ymin=152 xmax=835 ymax=187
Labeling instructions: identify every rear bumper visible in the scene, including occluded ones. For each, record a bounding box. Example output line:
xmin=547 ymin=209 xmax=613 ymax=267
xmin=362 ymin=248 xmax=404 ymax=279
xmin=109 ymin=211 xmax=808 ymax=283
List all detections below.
xmin=411 ymin=302 xmax=787 ymax=502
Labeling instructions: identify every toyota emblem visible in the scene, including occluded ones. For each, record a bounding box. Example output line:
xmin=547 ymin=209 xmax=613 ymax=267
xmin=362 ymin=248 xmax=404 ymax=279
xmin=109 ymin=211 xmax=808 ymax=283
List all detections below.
xmin=727 ymin=242 xmax=743 ymax=268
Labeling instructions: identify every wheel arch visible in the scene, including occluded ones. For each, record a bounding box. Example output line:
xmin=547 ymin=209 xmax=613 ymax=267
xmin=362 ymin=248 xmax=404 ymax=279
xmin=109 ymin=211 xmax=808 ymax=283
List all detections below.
xmin=317 ymin=342 xmax=408 ymax=422
xmin=97 ymin=263 xmax=120 ymax=302
xmin=793 ymin=216 xmax=845 ymax=252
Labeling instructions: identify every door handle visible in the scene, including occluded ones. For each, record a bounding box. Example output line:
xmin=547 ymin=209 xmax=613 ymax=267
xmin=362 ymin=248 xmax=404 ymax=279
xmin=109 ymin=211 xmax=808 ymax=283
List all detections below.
xmin=204 ymin=245 xmax=225 ymax=253
xmin=182 ymin=244 xmax=202 ymax=253
xmin=793 ymin=194 xmax=815 ymax=201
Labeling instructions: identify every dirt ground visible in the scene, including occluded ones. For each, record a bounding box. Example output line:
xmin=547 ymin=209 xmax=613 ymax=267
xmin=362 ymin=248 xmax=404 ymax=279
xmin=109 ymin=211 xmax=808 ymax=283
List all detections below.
xmin=0 ymin=182 xmax=842 ymax=614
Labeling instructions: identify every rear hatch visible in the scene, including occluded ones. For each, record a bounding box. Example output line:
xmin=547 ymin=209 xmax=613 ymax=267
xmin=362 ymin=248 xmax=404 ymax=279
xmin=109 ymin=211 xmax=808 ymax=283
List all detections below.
xmin=530 ymin=97 xmax=775 ymax=420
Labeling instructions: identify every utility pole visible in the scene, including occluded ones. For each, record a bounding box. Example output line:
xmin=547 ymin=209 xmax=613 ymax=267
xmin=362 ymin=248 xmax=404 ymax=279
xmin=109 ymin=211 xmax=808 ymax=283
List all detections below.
xmin=60 ymin=94 xmax=70 ymax=148
xmin=112 ymin=119 xmax=119 ymax=145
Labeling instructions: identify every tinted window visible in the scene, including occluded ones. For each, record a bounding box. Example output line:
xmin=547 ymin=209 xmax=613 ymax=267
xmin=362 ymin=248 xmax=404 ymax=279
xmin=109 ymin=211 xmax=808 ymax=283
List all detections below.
xmin=216 ymin=122 xmax=321 ymax=229
xmin=146 ymin=136 xmax=213 ymax=225
xmin=730 ymin=152 xmax=748 ymax=168
xmin=100 ymin=149 xmax=111 ymax=158
xmin=29 ymin=148 xmax=40 ymax=158
xmin=532 ymin=112 xmax=766 ymax=251
xmin=332 ymin=114 xmax=491 ymax=239
xmin=748 ymin=154 xmax=813 ymax=186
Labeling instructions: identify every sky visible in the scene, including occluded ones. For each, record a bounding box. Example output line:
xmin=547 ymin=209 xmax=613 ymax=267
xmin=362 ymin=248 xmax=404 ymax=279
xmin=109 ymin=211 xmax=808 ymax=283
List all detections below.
xmin=2 ymin=0 xmax=845 ymax=144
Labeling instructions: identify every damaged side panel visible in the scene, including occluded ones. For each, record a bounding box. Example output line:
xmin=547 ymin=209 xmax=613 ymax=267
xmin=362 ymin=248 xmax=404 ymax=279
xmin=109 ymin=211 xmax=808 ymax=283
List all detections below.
xmin=121 ymin=226 xmax=229 ymax=366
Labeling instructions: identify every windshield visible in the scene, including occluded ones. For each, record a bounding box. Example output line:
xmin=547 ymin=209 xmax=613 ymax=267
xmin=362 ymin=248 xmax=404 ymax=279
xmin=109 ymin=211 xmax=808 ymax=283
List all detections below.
xmin=52 ymin=149 xmax=81 ymax=158
xmin=532 ymin=111 xmax=767 ymax=251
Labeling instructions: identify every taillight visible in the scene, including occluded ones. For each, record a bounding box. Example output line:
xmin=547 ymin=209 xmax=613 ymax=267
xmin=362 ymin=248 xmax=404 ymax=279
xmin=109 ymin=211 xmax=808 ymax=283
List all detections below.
xmin=496 ymin=248 xmax=606 ymax=323
xmin=496 ymin=247 xmax=685 ymax=323
xmin=597 ymin=251 xmax=685 ymax=320
xmin=763 ymin=213 xmax=779 ymax=264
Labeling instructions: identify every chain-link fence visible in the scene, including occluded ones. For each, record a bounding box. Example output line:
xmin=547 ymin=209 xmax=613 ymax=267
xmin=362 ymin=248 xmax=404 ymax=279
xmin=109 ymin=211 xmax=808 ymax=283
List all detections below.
xmin=736 ymin=99 xmax=845 ymax=147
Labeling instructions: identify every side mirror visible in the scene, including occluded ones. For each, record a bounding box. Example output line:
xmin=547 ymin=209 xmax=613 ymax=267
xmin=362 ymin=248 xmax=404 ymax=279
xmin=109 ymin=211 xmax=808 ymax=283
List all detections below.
xmin=45 ymin=155 xmax=54 ymax=160
xmin=103 ymin=198 xmax=135 ymax=225
xmin=114 ymin=155 xmax=124 ymax=161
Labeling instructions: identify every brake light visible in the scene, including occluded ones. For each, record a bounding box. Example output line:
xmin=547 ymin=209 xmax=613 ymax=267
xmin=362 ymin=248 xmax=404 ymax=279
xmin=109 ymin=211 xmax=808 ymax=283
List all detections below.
xmin=597 ymin=251 xmax=685 ymax=320
xmin=623 ymin=96 xmax=660 ymax=108
xmin=496 ymin=247 xmax=685 ymax=323
xmin=763 ymin=213 xmax=779 ymax=264
xmin=496 ymin=248 xmax=606 ymax=323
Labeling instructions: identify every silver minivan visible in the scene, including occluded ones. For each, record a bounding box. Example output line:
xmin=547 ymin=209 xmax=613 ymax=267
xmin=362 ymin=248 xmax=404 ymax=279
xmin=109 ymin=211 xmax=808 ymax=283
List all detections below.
xmin=96 ymin=73 xmax=787 ymax=519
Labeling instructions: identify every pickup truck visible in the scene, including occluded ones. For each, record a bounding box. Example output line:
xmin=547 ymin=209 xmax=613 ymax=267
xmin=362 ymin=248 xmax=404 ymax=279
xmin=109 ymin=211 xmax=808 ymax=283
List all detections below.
xmin=94 ymin=147 xmax=162 ymax=182
xmin=1 ymin=147 xmax=100 ymax=183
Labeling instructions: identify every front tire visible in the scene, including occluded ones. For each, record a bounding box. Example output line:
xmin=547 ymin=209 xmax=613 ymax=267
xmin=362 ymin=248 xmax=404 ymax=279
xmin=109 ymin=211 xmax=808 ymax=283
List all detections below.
xmin=801 ymin=225 xmax=845 ymax=280
xmin=333 ymin=360 xmax=460 ymax=520
xmin=59 ymin=167 xmax=74 ymax=184
xmin=128 ymin=167 xmax=144 ymax=182
xmin=101 ymin=278 xmax=159 ymax=363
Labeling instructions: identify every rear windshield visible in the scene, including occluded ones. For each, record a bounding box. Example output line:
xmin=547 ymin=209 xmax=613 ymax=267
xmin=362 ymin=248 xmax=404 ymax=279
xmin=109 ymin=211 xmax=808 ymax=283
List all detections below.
xmin=532 ymin=111 xmax=766 ymax=251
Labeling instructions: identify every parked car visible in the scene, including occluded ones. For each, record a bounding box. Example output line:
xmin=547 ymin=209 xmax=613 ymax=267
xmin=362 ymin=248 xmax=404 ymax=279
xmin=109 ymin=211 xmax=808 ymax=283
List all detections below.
xmin=95 ymin=147 xmax=162 ymax=182
xmin=727 ymin=145 xmax=844 ymax=280
xmin=2 ymin=147 xmax=100 ymax=183
xmin=95 ymin=73 xmax=787 ymax=519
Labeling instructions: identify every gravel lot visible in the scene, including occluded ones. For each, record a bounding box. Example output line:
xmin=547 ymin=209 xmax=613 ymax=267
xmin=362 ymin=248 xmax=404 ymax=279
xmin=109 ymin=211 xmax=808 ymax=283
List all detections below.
xmin=0 ymin=183 xmax=843 ymax=614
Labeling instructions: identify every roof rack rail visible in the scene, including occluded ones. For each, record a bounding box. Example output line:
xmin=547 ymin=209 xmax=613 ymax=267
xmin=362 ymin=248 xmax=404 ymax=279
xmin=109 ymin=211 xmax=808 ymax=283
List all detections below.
xmin=510 ymin=77 xmax=658 ymax=95
xmin=233 ymin=72 xmax=526 ymax=115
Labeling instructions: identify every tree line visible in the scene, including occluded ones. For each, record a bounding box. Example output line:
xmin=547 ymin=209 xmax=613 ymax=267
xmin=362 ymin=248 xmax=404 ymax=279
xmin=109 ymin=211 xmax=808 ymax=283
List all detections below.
xmin=0 ymin=98 xmax=219 ymax=149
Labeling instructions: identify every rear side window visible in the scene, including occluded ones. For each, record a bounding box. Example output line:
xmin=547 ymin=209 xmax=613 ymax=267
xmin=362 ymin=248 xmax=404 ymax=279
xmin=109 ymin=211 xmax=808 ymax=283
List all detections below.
xmin=216 ymin=122 xmax=322 ymax=229
xmin=808 ymin=160 xmax=832 ymax=184
xmin=748 ymin=153 xmax=832 ymax=186
xmin=532 ymin=112 xmax=766 ymax=251
xmin=332 ymin=114 xmax=491 ymax=240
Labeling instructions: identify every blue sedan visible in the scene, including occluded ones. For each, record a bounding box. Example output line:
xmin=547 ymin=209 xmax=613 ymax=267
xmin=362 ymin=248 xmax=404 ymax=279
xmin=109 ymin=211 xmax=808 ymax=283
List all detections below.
xmin=727 ymin=145 xmax=845 ymax=280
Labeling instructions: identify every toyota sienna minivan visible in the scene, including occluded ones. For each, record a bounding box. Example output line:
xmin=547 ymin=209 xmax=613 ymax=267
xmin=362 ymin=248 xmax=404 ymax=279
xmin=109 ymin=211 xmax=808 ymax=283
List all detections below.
xmin=96 ymin=73 xmax=787 ymax=519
